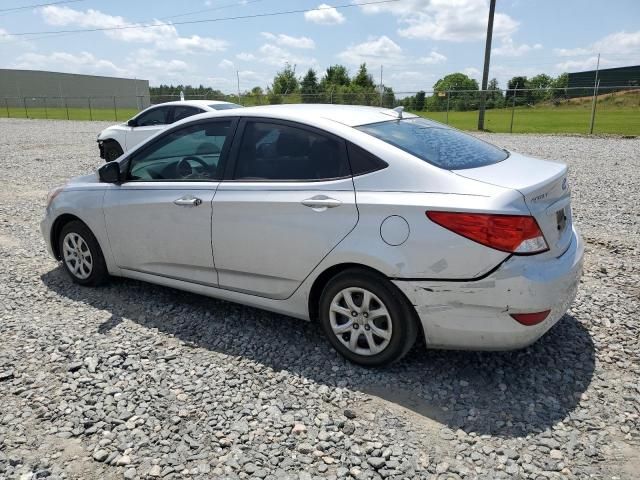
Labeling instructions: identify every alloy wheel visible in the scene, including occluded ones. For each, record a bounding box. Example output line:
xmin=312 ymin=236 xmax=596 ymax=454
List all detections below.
xmin=62 ymin=232 xmax=93 ymax=280
xmin=329 ymin=287 xmax=393 ymax=356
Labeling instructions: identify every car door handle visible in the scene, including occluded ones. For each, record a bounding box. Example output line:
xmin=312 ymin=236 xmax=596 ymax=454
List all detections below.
xmin=301 ymin=196 xmax=342 ymax=209
xmin=174 ymin=195 xmax=203 ymax=207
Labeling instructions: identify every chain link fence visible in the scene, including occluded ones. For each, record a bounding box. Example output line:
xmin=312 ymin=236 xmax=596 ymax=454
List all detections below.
xmin=2 ymin=86 xmax=638 ymax=135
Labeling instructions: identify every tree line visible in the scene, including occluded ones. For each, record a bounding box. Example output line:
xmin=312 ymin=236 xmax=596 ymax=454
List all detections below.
xmin=400 ymin=72 xmax=570 ymax=112
xmin=149 ymin=66 xmax=570 ymax=112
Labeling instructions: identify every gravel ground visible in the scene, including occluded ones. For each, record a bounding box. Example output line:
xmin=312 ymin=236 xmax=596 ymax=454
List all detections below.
xmin=0 ymin=118 xmax=638 ymax=480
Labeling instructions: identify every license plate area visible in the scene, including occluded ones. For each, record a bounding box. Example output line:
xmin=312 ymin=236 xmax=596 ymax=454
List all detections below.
xmin=556 ymin=206 xmax=569 ymax=232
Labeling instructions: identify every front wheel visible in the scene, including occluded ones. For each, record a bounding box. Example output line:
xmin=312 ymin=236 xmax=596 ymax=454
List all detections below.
xmin=319 ymin=269 xmax=418 ymax=367
xmin=58 ymin=221 xmax=109 ymax=286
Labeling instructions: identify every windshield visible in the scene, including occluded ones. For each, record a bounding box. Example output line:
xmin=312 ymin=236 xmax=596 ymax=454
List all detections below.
xmin=210 ymin=103 xmax=243 ymax=110
xmin=356 ymin=118 xmax=508 ymax=170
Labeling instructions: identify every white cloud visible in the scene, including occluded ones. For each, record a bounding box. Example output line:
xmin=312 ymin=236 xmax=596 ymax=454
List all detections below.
xmin=304 ymin=3 xmax=345 ymax=25
xmin=337 ymin=36 xmax=403 ymax=65
xmin=462 ymin=67 xmax=481 ymax=80
xmin=493 ymin=38 xmax=542 ymax=57
xmin=12 ymin=51 xmax=128 ymax=77
xmin=554 ymin=30 xmax=640 ymax=57
xmin=418 ymin=51 xmax=447 ymax=64
xmin=553 ymin=30 xmax=640 ymax=71
xmin=218 ymin=59 xmax=235 ymax=69
xmin=236 ymin=52 xmax=256 ymax=61
xmin=40 ymin=6 xmax=228 ymax=54
xmin=257 ymin=43 xmax=317 ymax=68
xmin=359 ymin=0 xmax=518 ymax=42
xmin=260 ymin=32 xmax=315 ymax=49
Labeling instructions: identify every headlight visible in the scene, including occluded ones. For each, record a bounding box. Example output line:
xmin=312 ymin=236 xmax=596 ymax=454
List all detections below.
xmin=46 ymin=186 xmax=65 ymax=208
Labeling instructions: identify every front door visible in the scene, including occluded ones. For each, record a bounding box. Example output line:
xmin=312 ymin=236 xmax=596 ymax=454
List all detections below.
xmin=104 ymin=119 xmax=235 ymax=285
xmin=212 ymin=119 xmax=358 ymax=299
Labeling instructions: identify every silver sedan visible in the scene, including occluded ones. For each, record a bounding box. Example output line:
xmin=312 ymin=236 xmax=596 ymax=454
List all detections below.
xmin=41 ymin=104 xmax=583 ymax=366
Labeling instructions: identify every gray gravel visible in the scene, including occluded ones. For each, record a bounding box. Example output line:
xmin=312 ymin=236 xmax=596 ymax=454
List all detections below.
xmin=1 ymin=118 xmax=639 ymax=480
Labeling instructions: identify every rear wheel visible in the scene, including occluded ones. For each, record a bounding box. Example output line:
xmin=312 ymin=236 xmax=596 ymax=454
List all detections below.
xmin=58 ymin=221 xmax=109 ymax=286
xmin=319 ymin=269 xmax=417 ymax=367
xmin=103 ymin=140 xmax=123 ymax=162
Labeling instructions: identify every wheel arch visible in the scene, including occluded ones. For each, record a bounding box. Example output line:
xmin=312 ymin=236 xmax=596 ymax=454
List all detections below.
xmin=307 ymin=262 xmax=420 ymax=328
xmin=50 ymin=214 xmax=90 ymax=260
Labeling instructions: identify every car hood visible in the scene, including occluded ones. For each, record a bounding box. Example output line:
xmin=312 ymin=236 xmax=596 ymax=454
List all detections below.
xmin=97 ymin=124 xmax=127 ymax=140
xmin=66 ymin=173 xmax=101 ymax=189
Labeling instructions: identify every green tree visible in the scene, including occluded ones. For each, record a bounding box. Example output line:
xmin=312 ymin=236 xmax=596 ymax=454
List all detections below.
xmin=271 ymin=63 xmax=299 ymax=95
xmin=322 ymin=65 xmax=350 ymax=87
xmin=550 ymin=73 xmax=569 ymax=101
xmin=413 ymin=90 xmax=426 ymax=110
xmin=528 ymin=73 xmax=553 ymax=102
xmin=432 ymin=73 xmax=479 ymax=111
xmin=485 ymin=78 xmax=504 ymax=109
xmin=352 ymin=63 xmax=376 ymax=89
xmin=300 ymin=68 xmax=319 ymax=103
xmin=506 ymin=76 xmax=531 ymax=106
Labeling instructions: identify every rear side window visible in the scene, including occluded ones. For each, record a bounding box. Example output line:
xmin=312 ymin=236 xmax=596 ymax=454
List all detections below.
xmin=234 ymin=121 xmax=349 ymax=181
xmin=347 ymin=143 xmax=388 ymax=175
xmin=172 ymin=106 xmax=203 ymax=122
xmin=356 ymin=118 xmax=508 ymax=170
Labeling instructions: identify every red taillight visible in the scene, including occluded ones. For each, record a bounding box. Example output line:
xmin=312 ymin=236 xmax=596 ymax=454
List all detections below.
xmin=426 ymin=211 xmax=548 ymax=254
xmin=510 ymin=310 xmax=551 ymax=326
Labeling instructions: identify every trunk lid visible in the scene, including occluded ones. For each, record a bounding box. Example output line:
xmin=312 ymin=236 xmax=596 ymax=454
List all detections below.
xmin=453 ymin=152 xmax=573 ymax=256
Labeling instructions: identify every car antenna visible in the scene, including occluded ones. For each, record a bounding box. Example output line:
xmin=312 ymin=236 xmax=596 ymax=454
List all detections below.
xmin=392 ymin=106 xmax=404 ymax=119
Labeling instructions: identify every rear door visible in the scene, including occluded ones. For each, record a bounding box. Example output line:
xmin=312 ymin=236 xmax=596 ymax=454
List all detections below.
xmin=126 ymin=105 xmax=172 ymax=150
xmin=211 ymin=119 xmax=358 ymax=299
xmin=104 ymin=118 xmax=236 ymax=285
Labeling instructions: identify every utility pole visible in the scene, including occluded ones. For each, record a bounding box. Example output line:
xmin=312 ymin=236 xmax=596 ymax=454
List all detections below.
xmin=380 ymin=65 xmax=383 ymax=107
xmin=236 ymin=70 xmax=241 ymax=104
xmin=477 ymin=0 xmax=496 ymax=131
xmin=589 ymin=53 xmax=601 ymax=135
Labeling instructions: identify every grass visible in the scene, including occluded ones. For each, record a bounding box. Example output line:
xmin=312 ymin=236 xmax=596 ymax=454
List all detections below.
xmin=0 ymin=106 xmax=139 ymax=122
xmin=414 ymin=90 xmax=640 ymax=135
xmin=414 ymin=107 xmax=640 ymax=135
xmin=1 ymin=95 xmax=637 ymax=135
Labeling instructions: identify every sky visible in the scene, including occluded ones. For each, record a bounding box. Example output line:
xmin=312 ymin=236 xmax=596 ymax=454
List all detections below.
xmin=0 ymin=0 xmax=639 ymax=94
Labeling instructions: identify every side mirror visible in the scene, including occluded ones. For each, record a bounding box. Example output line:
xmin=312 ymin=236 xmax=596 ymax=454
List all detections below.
xmin=98 ymin=161 xmax=121 ymax=183
xmin=127 ymin=119 xmax=137 ymax=127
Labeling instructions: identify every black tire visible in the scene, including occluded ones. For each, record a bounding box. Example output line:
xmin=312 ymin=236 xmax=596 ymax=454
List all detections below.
xmin=319 ymin=268 xmax=418 ymax=367
xmin=103 ymin=141 xmax=123 ymax=162
xmin=58 ymin=220 xmax=109 ymax=286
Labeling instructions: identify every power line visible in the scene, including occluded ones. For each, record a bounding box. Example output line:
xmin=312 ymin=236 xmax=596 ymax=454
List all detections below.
xmin=0 ymin=0 xmax=84 ymax=14
xmin=5 ymin=0 xmax=402 ymax=37
xmin=23 ymin=0 xmax=268 ymax=41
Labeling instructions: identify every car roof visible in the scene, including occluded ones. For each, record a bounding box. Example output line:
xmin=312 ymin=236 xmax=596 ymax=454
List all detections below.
xmin=151 ymin=100 xmax=235 ymax=109
xmin=185 ymin=104 xmax=418 ymax=127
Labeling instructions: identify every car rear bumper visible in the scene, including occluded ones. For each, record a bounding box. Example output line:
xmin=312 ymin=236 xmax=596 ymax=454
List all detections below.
xmin=393 ymin=226 xmax=584 ymax=350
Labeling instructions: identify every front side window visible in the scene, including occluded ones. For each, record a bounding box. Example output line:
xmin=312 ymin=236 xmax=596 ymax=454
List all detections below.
xmin=128 ymin=121 xmax=232 ymax=181
xmin=172 ymin=106 xmax=203 ymax=123
xmin=234 ymin=121 xmax=349 ymax=181
xmin=356 ymin=118 xmax=508 ymax=170
xmin=135 ymin=107 xmax=170 ymax=127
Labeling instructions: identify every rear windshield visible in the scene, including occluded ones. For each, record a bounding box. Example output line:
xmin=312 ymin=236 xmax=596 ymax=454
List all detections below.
xmin=356 ymin=118 xmax=508 ymax=170
xmin=210 ymin=103 xmax=243 ymax=110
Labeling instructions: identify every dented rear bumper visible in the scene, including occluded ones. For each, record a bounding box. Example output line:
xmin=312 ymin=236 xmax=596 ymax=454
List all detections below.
xmin=394 ymin=226 xmax=584 ymax=350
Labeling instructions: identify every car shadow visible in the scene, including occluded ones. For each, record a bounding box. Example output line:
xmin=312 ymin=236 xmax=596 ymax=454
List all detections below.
xmin=41 ymin=267 xmax=595 ymax=438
